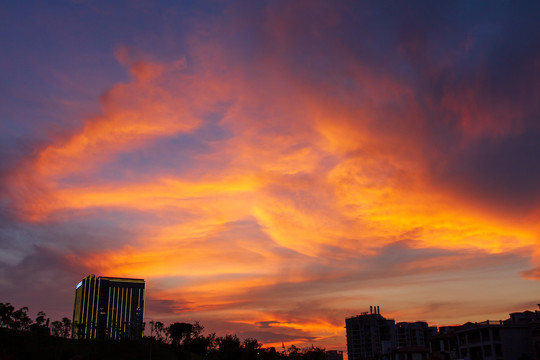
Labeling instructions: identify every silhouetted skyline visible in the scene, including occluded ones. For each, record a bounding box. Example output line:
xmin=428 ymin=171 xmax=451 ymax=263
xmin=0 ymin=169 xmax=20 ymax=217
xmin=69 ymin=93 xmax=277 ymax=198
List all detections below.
xmin=1 ymin=299 xmax=538 ymax=359
xmin=345 ymin=305 xmax=540 ymax=359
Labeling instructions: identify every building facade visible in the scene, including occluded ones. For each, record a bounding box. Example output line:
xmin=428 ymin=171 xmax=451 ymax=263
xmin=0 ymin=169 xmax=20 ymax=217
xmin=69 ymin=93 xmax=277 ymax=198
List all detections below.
xmin=347 ymin=306 xmax=540 ymax=360
xmin=429 ymin=309 xmax=540 ymax=360
xmin=455 ymin=321 xmax=535 ymax=360
xmin=72 ymin=275 xmax=145 ymax=340
xmin=346 ymin=306 xmax=396 ymax=360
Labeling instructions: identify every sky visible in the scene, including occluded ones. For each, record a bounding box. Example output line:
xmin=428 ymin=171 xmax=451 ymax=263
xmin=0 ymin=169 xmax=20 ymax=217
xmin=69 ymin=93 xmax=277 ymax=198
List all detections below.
xmin=1 ymin=0 xmax=539 ymax=354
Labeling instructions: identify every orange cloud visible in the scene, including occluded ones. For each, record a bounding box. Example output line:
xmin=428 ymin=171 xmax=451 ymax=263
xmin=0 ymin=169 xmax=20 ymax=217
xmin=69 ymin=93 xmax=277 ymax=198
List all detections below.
xmin=4 ymin=5 xmax=540 ymax=352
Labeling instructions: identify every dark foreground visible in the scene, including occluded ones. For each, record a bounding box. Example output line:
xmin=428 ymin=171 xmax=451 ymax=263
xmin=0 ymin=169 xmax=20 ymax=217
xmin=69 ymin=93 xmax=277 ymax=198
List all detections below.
xmin=0 ymin=328 xmax=326 ymax=360
xmin=0 ymin=328 xmax=176 ymax=360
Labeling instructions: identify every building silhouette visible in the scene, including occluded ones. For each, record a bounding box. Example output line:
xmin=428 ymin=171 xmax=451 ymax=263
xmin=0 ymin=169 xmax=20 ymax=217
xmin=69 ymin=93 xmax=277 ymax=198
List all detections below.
xmin=346 ymin=306 xmax=396 ymax=360
xmin=325 ymin=350 xmax=344 ymax=360
xmin=396 ymin=321 xmax=436 ymax=348
xmin=347 ymin=305 xmax=540 ymax=360
xmin=72 ymin=275 xmax=145 ymax=340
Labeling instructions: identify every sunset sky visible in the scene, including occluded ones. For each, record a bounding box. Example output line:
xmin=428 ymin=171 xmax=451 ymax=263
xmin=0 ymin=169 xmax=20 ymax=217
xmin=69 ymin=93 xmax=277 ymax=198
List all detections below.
xmin=1 ymin=0 xmax=539 ymax=354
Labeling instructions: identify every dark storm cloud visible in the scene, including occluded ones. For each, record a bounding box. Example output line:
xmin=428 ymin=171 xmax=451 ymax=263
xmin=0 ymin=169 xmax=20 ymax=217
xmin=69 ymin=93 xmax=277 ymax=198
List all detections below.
xmin=0 ymin=207 xmax=141 ymax=254
xmin=146 ymin=298 xmax=196 ymax=315
xmin=256 ymin=320 xmax=289 ymax=329
xmin=247 ymin=1 xmax=540 ymax=217
xmin=367 ymin=1 xmax=540 ymax=214
xmin=238 ymin=330 xmax=316 ymax=344
xmin=395 ymin=2 xmax=540 ymax=213
xmin=0 ymin=209 xmax=147 ymax=318
xmin=434 ymin=130 xmax=540 ymax=212
xmin=0 ymin=139 xmax=40 ymax=197
xmin=0 ymin=245 xmax=90 ymax=319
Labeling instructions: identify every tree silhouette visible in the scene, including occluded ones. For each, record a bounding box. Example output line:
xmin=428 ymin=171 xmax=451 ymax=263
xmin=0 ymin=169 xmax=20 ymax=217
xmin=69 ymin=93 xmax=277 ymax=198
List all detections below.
xmin=0 ymin=302 xmax=14 ymax=328
xmin=242 ymin=338 xmax=263 ymax=360
xmin=287 ymin=345 xmax=301 ymax=360
xmin=61 ymin=317 xmax=71 ymax=338
xmin=0 ymin=302 xmax=329 ymax=360
xmin=167 ymin=322 xmax=199 ymax=346
xmin=29 ymin=310 xmax=50 ymax=334
xmin=75 ymin=321 xmax=86 ymax=338
xmin=149 ymin=320 xmax=155 ymax=338
xmin=154 ymin=321 xmax=165 ymax=342
xmin=216 ymin=334 xmax=242 ymax=360
xmin=51 ymin=320 xmax=63 ymax=336
xmin=300 ymin=346 xmax=326 ymax=360
xmin=34 ymin=311 xmax=47 ymax=327
xmin=186 ymin=332 xmax=216 ymax=357
xmin=11 ymin=306 xmax=32 ymax=330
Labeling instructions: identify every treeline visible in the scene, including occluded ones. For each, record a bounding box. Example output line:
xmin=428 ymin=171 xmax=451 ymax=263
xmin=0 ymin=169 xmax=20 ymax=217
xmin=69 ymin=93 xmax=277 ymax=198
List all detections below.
xmin=0 ymin=302 xmax=71 ymax=337
xmin=0 ymin=302 xmax=327 ymax=360
xmin=145 ymin=321 xmax=326 ymax=359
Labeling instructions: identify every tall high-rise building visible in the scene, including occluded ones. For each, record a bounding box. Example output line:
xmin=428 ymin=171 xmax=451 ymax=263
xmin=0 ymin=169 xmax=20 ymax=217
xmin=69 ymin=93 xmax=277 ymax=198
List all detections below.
xmin=346 ymin=306 xmax=396 ymax=360
xmin=72 ymin=275 xmax=145 ymax=340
